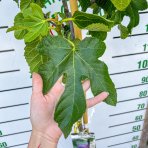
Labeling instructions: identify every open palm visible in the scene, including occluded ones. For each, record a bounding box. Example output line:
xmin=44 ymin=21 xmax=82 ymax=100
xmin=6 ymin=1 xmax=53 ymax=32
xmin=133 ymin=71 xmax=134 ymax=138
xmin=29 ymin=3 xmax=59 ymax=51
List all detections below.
xmin=30 ymin=73 xmax=109 ymax=143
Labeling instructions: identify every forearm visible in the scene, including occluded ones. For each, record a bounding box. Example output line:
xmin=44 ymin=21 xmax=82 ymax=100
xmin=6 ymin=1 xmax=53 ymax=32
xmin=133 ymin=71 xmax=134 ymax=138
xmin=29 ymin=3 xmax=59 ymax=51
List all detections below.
xmin=28 ymin=130 xmax=57 ymax=148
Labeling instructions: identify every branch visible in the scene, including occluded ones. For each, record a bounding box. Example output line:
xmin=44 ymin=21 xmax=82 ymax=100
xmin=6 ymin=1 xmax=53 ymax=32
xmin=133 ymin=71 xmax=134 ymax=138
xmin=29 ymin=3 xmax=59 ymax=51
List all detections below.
xmin=62 ymin=0 xmax=75 ymax=40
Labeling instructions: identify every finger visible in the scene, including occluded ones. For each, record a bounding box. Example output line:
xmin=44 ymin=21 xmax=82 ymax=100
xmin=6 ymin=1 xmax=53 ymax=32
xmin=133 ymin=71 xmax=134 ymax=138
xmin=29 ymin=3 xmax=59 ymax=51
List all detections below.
xmin=32 ymin=72 xmax=43 ymax=94
xmin=46 ymin=76 xmax=65 ymax=102
xmin=82 ymin=80 xmax=90 ymax=92
xmin=87 ymin=92 xmax=109 ymax=108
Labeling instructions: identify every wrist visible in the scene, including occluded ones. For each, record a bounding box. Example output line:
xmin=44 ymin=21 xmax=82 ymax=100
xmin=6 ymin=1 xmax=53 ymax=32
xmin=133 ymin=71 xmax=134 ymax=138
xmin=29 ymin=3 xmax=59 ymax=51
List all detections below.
xmin=40 ymin=137 xmax=57 ymax=148
xmin=31 ymin=128 xmax=59 ymax=144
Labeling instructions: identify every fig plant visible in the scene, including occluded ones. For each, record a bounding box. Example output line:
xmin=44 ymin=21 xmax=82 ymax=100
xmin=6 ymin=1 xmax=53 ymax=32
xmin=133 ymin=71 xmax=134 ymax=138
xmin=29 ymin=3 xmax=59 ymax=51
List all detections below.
xmin=9 ymin=0 xmax=148 ymax=138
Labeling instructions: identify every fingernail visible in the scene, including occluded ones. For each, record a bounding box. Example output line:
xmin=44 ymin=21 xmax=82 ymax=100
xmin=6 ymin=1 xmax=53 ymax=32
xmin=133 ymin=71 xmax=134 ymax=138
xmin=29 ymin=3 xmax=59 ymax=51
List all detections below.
xmin=105 ymin=92 xmax=109 ymax=96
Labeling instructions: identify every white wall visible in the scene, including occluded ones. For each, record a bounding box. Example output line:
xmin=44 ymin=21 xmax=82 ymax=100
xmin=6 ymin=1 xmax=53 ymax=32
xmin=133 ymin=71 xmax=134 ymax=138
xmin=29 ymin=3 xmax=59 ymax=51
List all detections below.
xmin=0 ymin=0 xmax=148 ymax=147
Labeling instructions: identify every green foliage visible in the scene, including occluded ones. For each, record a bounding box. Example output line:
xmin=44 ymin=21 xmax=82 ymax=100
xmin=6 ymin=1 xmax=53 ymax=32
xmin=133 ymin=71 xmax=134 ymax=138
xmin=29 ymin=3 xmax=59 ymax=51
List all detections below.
xmin=79 ymin=0 xmax=91 ymax=11
xmin=13 ymin=0 xmax=46 ymax=9
xmin=73 ymin=11 xmax=114 ymax=32
xmin=132 ymin=0 xmax=148 ymax=10
xmin=89 ymin=31 xmax=107 ymax=41
xmin=7 ymin=3 xmax=49 ymax=42
xmin=37 ymin=35 xmax=117 ymax=137
xmin=111 ymin=0 xmax=131 ymax=11
xmin=95 ymin=0 xmax=115 ymax=17
xmin=9 ymin=0 xmax=148 ymax=137
xmin=118 ymin=24 xmax=129 ymax=39
xmin=24 ymin=38 xmax=49 ymax=73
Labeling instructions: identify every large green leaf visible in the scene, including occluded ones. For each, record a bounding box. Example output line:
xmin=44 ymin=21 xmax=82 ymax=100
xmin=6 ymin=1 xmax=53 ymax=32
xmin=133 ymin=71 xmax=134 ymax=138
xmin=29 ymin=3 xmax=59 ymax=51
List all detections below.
xmin=72 ymin=11 xmax=114 ymax=32
xmin=36 ymin=35 xmax=117 ymax=137
xmin=7 ymin=3 xmax=49 ymax=42
xmin=111 ymin=0 xmax=131 ymax=11
xmin=24 ymin=38 xmax=48 ymax=73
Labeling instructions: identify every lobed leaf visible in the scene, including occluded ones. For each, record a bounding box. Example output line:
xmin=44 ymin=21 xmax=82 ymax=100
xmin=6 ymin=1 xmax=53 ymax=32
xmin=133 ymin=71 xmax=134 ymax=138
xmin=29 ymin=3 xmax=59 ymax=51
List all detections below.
xmin=36 ymin=35 xmax=117 ymax=137
xmin=24 ymin=38 xmax=48 ymax=73
xmin=7 ymin=3 xmax=49 ymax=42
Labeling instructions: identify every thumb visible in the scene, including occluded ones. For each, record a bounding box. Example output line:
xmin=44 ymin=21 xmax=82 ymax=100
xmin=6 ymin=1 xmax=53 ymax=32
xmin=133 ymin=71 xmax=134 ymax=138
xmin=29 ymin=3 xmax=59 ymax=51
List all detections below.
xmin=32 ymin=72 xmax=43 ymax=94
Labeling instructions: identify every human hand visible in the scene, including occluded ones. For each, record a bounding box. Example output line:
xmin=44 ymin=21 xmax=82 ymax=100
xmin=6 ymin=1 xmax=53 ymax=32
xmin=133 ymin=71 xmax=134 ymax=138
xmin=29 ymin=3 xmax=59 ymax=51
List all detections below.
xmin=28 ymin=73 xmax=109 ymax=148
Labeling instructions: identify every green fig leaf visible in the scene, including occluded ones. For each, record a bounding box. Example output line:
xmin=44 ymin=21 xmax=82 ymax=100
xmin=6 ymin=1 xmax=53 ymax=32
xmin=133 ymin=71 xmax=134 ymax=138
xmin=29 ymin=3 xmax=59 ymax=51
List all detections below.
xmin=36 ymin=35 xmax=117 ymax=137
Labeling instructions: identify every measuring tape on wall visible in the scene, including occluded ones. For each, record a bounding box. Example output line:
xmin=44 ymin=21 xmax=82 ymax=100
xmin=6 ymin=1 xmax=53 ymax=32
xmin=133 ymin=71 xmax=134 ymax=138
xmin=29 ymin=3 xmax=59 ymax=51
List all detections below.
xmin=0 ymin=0 xmax=148 ymax=148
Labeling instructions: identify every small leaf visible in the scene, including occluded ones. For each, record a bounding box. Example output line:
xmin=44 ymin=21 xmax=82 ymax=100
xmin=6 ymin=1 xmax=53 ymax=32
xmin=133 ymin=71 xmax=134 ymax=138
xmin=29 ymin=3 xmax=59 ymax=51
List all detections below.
xmin=111 ymin=11 xmax=124 ymax=25
xmin=20 ymin=0 xmax=33 ymax=11
xmin=95 ymin=0 xmax=115 ymax=17
xmin=24 ymin=21 xmax=48 ymax=42
xmin=7 ymin=26 xmax=27 ymax=32
xmin=20 ymin=0 xmax=46 ymax=11
xmin=79 ymin=0 xmax=91 ymax=12
xmin=36 ymin=35 xmax=117 ymax=137
xmin=85 ymin=23 xmax=111 ymax=32
xmin=132 ymin=0 xmax=148 ymax=10
xmin=111 ymin=0 xmax=131 ymax=11
xmin=14 ymin=30 xmax=28 ymax=40
xmin=7 ymin=3 xmax=49 ymax=42
xmin=118 ymin=24 xmax=129 ymax=39
xmin=73 ymin=11 xmax=114 ymax=32
xmin=24 ymin=38 xmax=48 ymax=73
xmin=126 ymin=4 xmax=139 ymax=33
xmin=89 ymin=31 xmax=107 ymax=41
xmin=7 ymin=13 xmax=28 ymax=39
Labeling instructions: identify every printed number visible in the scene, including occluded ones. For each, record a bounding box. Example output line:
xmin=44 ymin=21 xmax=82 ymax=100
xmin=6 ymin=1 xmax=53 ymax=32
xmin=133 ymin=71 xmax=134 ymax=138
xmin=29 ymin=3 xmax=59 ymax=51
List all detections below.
xmin=131 ymin=145 xmax=138 ymax=148
xmin=138 ymin=60 xmax=148 ymax=69
xmin=0 ymin=131 xmax=2 ymax=136
xmin=139 ymin=90 xmax=148 ymax=97
xmin=141 ymin=76 xmax=148 ymax=83
xmin=135 ymin=115 xmax=143 ymax=121
xmin=0 ymin=142 xmax=7 ymax=148
xmin=143 ymin=44 xmax=148 ymax=51
xmin=146 ymin=24 xmax=148 ymax=32
xmin=132 ymin=125 xmax=141 ymax=132
xmin=137 ymin=103 xmax=145 ymax=109
xmin=132 ymin=135 xmax=139 ymax=141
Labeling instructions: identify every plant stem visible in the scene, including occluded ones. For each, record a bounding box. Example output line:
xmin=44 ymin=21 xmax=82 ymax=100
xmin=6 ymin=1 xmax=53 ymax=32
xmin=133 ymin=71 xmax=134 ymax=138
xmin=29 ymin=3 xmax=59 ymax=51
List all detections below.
xmin=62 ymin=0 xmax=75 ymax=40
xmin=69 ymin=0 xmax=89 ymax=132
xmin=46 ymin=18 xmax=57 ymax=22
xmin=62 ymin=18 xmax=75 ymax=22
xmin=69 ymin=0 xmax=82 ymax=40
xmin=49 ymin=21 xmax=56 ymax=27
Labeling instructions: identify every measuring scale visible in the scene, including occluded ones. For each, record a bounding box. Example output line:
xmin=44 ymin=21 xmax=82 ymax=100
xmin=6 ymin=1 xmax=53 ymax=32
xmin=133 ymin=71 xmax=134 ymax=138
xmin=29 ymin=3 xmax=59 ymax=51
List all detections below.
xmin=0 ymin=0 xmax=148 ymax=148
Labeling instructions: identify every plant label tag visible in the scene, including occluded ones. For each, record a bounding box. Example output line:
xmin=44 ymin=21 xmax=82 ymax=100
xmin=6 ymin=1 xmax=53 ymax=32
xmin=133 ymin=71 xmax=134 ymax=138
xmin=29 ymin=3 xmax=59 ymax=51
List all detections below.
xmin=71 ymin=133 xmax=96 ymax=148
